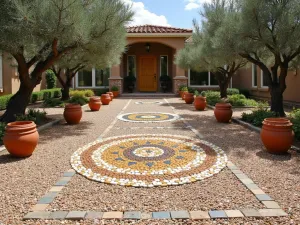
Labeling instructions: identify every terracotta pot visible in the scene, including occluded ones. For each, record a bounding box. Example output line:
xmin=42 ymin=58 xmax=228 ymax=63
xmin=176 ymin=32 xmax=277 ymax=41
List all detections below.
xmin=64 ymin=104 xmax=82 ymax=124
xmin=101 ymin=94 xmax=111 ymax=105
xmin=89 ymin=97 xmax=102 ymax=111
xmin=184 ymin=93 xmax=194 ymax=104
xmin=214 ymin=103 xmax=233 ymax=123
xmin=107 ymin=92 xmax=114 ymax=101
xmin=261 ymin=118 xmax=294 ymax=154
xmin=194 ymin=96 xmax=207 ymax=111
xmin=3 ymin=121 xmax=39 ymax=157
xmin=112 ymin=91 xmax=119 ymax=98
xmin=182 ymin=91 xmax=188 ymax=100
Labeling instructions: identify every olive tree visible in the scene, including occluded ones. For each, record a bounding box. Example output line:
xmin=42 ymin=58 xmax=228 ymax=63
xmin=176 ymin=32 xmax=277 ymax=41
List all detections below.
xmin=176 ymin=0 xmax=247 ymax=98
xmin=0 ymin=0 xmax=132 ymax=122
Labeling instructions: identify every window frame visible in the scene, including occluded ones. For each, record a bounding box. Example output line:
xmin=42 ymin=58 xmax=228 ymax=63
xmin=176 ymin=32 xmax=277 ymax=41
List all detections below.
xmin=188 ymin=69 xmax=219 ymax=87
xmin=127 ymin=55 xmax=136 ymax=77
xmin=160 ymin=55 xmax=168 ymax=76
xmin=260 ymin=69 xmax=268 ymax=88
xmin=75 ymin=68 xmax=111 ymax=89
xmin=252 ymin=64 xmax=258 ymax=88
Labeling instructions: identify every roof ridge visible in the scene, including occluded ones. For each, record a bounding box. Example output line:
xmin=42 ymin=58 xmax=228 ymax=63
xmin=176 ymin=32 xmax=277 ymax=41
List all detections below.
xmin=126 ymin=24 xmax=193 ymax=31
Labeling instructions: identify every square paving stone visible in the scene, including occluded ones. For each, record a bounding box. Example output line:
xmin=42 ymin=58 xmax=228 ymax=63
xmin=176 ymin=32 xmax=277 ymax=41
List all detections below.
xmin=85 ymin=211 xmax=103 ymax=219
xmin=256 ymin=194 xmax=273 ymax=201
xmin=259 ymin=209 xmax=288 ymax=217
xmin=240 ymin=179 xmax=254 ymax=184
xmin=102 ymin=212 xmax=123 ymax=219
xmin=66 ymin=211 xmax=87 ymax=220
xmin=245 ymin=183 xmax=260 ymax=190
xmin=54 ymin=180 xmax=69 ymax=186
xmin=152 ymin=211 xmax=171 ymax=219
xmin=250 ymin=189 xmax=265 ymax=195
xmin=209 ymin=210 xmax=227 ymax=219
xmin=49 ymin=186 xmax=64 ymax=192
xmin=241 ymin=209 xmax=261 ymax=217
xmin=262 ymin=201 xmax=281 ymax=209
xmin=49 ymin=211 xmax=68 ymax=220
xmin=37 ymin=197 xmax=55 ymax=204
xmin=231 ymin=169 xmax=243 ymax=174
xmin=141 ymin=212 xmax=152 ymax=219
xmin=24 ymin=211 xmax=51 ymax=220
xmin=63 ymin=171 xmax=76 ymax=177
xmin=31 ymin=204 xmax=49 ymax=211
xmin=225 ymin=210 xmax=244 ymax=218
xmin=190 ymin=211 xmax=210 ymax=220
xmin=123 ymin=211 xmax=141 ymax=220
xmin=236 ymin=174 xmax=249 ymax=179
xmin=170 ymin=211 xmax=190 ymax=219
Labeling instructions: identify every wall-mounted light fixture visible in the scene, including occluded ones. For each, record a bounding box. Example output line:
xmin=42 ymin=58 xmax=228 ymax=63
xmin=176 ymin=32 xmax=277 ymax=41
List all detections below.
xmin=145 ymin=43 xmax=151 ymax=53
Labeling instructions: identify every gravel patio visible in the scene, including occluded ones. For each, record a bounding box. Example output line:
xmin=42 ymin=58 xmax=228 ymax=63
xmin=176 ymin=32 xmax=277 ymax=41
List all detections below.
xmin=0 ymin=97 xmax=299 ymax=225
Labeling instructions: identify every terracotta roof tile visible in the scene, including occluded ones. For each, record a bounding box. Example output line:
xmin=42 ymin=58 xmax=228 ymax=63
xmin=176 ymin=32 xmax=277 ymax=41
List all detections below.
xmin=126 ymin=25 xmax=193 ymax=34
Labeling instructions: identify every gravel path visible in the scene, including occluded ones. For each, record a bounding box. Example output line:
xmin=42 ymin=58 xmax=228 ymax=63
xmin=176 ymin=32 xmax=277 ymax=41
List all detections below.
xmin=0 ymin=97 xmax=299 ymax=225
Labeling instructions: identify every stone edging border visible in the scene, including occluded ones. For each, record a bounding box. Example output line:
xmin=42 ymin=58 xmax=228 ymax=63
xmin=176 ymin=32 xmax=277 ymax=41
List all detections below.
xmin=207 ymin=104 xmax=300 ymax=152
xmin=24 ymin=161 xmax=287 ymax=221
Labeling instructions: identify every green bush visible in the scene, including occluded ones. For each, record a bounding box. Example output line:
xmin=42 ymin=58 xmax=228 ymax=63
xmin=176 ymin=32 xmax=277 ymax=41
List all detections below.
xmin=68 ymin=95 xmax=88 ymax=106
xmin=70 ymin=89 xmax=94 ymax=98
xmin=227 ymin=88 xmax=240 ymax=95
xmin=242 ymin=108 xmax=276 ymax=127
xmin=43 ymin=98 xmax=65 ymax=107
xmin=45 ymin=70 xmax=57 ymax=89
xmin=0 ymin=94 xmax=13 ymax=110
xmin=0 ymin=122 xmax=6 ymax=145
xmin=30 ymin=88 xmax=61 ymax=103
xmin=16 ymin=109 xmax=47 ymax=125
xmin=204 ymin=91 xmax=221 ymax=105
xmin=111 ymin=86 xmax=119 ymax=91
xmin=290 ymin=108 xmax=300 ymax=140
xmin=94 ymin=89 xmax=109 ymax=96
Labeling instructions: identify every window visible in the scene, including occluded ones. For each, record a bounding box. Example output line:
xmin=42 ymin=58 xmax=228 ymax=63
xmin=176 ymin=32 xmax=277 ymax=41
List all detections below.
xmin=189 ymin=70 xmax=218 ymax=86
xmin=252 ymin=64 xmax=258 ymax=87
xmin=261 ymin=70 xmax=268 ymax=88
xmin=128 ymin=55 xmax=136 ymax=76
xmin=160 ymin=56 xmax=168 ymax=76
xmin=76 ymin=68 xmax=110 ymax=88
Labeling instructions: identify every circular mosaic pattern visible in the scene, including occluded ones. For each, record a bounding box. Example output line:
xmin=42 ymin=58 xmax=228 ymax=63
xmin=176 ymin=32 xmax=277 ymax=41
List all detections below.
xmin=71 ymin=134 xmax=228 ymax=187
xmin=117 ymin=112 xmax=180 ymax=123
xmin=135 ymin=101 xmax=163 ymax=105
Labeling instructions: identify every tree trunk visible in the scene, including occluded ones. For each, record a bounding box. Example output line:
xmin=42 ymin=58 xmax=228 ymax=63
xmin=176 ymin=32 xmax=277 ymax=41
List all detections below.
xmin=0 ymin=82 xmax=34 ymax=123
xmin=270 ymin=84 xmax=285 ymax=116
xmin=61 ymin=86 xmax=70 ymax=101
xmin=219 ymin=82 xmax=228 ymax=98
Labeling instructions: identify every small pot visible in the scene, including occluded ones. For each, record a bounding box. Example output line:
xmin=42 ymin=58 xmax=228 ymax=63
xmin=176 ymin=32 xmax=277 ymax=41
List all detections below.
xmin=184 ymin=93 xmax=194 ymax=104
xmin=261 ymin=118 xmax=294 ymax=154
xmin=64 ymin=104 xmax=82 ymax=125
xmin=214 ymin=103 xmax=233 ymax=123
xmin=89 ymin=96 xmax=102 ymax=111
xmin=112 ymin=91 xmax=119 ymax=98
xmin=194 ymin=96 xmax=207 ymax=111
xmin=3 ymin=121 xmax=39 ymax=157
xmin=107 ymin=92 xmax=114 ymax=101
xmin=101 ymin=94 xmax=111 ymax=105
xmin=182 ymin=91 xmax=188 ymax=100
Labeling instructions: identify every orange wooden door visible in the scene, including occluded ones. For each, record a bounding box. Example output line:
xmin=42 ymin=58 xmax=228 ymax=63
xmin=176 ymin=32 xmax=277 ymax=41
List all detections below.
xmin=138 ymin=56 xmax=157 ymax=92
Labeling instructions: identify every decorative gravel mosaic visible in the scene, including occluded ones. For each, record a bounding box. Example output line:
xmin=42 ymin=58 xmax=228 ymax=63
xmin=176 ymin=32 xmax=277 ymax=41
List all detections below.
xmin=135 ymin=101 xmax=163 ymax=105
xmin=71 ymin=134 xmax=228 ymax=187
xmin=117 ymin=112 xmax=180 ymax=123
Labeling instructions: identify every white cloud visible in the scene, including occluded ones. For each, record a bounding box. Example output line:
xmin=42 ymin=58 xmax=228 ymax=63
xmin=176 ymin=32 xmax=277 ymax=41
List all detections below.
xmin=122 ymin=0 xmax=171 ymax=26
xmin=184 ymin=0 xmax=213 ymax=11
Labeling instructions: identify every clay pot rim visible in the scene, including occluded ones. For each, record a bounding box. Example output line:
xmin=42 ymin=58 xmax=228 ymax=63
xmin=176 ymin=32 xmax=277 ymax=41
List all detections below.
xmin=263 ymin=117 xmax=293 ymax=127
xmin=215 ymin=103 xmax=232 ymax=108
xmin=7 ymin=121 xmax=36 ymax=128
xmin=65 ymin=103 xmax=81 ymax=108
xmin=195 ymin=96 xmax=206 ymax=99
xmin=101 ymin=94 xmax=110 ymax=97
xmin=90 ymin=96 xmax=101 ymax=100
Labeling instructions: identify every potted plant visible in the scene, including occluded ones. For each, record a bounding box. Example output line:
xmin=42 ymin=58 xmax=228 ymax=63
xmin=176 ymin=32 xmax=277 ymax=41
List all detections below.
xmin=160 ymin=75 xmax=171 ymax=93
xmin=261 ymin=118 xmax=294 ymax=154
xmin=111 ymin=86 xmax=119 ymax=97
xmin=185 ymin=88 xmax=195 ymax=104
xmin=194 ymin=91 xmax=207 ymax=111
xmin=124 ymin=75 xmax=136 ymax=93
xmin=214 ymin=98 xmax=233 ymax=123
xmin=181 ymin=86 xmax=188 ymax=100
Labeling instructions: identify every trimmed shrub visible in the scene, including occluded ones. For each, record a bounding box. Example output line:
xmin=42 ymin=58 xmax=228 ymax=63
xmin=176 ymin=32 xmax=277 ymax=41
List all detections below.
xmin=30 ymin=88 xmax=61 ymax=103
xmin=0 ymin=122 xmax=6 ymax=145
xmin=43 ymin=98 xmax=65 ymax=107
xmin=204 ymin=91 xmax=221 ymax=106
xmin=111 ymin=86 xmax=119 ymax=91
xmin=45 ymin=70 xmax=57 ymax=89
xmin=70 ymin=89 xmax=94 ymax=98
xmin=0 ymin=94 xmax=13 ymax=110
xmin=16 ymin=109 xmax=47 ymax=125
xmin=242 ymin=107 xmax=276 ymax=127
xmin=227 ymin=88 xmax=240 ymax=95
xmin=290 ymin=108 xmax=300 ymax=140
xmin=68 ymin=95 xmax=88 ymax=106
xmin=94 ymin=89 xmax=109 ymax=96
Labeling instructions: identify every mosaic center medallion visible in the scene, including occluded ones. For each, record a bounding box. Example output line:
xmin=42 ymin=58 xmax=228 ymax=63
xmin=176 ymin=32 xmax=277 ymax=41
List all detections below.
xmin=71 ymin=134 xmax=228 ymax=187
xmin=117 ymin=112 xmax=180 ymax=123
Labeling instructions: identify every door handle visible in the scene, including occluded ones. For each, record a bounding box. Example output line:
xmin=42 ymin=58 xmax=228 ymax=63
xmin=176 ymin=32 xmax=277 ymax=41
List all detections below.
xmin=154 ymin=74 xmax=157 ymax=81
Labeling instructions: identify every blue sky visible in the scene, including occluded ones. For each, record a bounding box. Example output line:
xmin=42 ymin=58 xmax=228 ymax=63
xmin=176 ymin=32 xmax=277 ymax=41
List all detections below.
xmin=123 ymin=0 xmax=212 ymax=29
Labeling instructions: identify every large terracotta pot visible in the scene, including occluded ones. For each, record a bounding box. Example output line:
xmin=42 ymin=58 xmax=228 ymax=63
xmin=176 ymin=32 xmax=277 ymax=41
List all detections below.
xmin=112 ymin=91 xmax=119 ymax=98
xmin=107 ymin=92 xmax=114 ymax=101
xmin=89 ymin=97 xmax=102 ymax=111
xmin=182 ymin=91 xmax=188 ymax=100
xmin=194 ymin=96 xmax=207 ymax=111
xmin=101 ymin=94 xmax=111 ymax=105
xmin=261 ymin=118 xmax=294 ymax=154
xmin=214 ymin=103 xmax=233 ymax=123
xmin=64 ymin=104 xmax=82 ymax=124
xmin=184 ymin=93 xmax=194 ymax=104
xmin=3 ymin=121 xmax=39 ymax=157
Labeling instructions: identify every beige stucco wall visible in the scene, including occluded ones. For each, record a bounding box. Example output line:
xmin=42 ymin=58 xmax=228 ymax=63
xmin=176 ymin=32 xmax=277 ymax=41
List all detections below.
xmin=233 ymin=66 xmax=300 ymax=104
